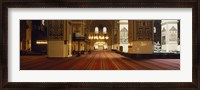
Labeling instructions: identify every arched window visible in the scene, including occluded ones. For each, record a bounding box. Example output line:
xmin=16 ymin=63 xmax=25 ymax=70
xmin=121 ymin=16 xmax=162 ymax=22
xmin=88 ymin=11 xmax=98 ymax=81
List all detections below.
xmin=42 ymin=20 xmax=45 ymax=25
xmin=103 ymin=27 xmax=107 ymax=34
xmin=95 ymin=27 xmax=99 ymax=34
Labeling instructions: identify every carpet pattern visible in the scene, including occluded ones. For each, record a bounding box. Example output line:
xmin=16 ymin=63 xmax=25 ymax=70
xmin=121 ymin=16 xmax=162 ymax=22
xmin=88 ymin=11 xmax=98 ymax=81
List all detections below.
xmin=20 ymin=50 xmax=180 ymax=70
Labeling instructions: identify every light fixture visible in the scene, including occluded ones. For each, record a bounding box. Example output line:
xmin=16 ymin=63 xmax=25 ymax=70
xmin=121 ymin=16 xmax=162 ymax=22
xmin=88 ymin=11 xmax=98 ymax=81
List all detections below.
xmin=88 ymin=26 xmax=109 ymax=40
xmin=36 ymin=40 xmax=47 ymax=44
xmin=88 ymin=35 xmax=109 ymax=40
xmin=105 ymin=36 xmax=109 ymax=39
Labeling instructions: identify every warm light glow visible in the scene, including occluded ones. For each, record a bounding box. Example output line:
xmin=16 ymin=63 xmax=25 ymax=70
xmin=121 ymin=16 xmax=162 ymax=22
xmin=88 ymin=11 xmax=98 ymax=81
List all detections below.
xmin=36 ymin=40 xmax=47 ymax=44
xmin=95 ymin=27 xmax=99 ymax=34
xmin=103 ymin=27 xmax=107 ymax=34
xmin=98 ymin=43 xmax=103 ymax=46
xmin=105 ymin=36 xmax=109 ymax=39
xmin=88 ymin=35 xmax=109 ymax=40
xmin=94 ymin=36 xmax=96 ymax=39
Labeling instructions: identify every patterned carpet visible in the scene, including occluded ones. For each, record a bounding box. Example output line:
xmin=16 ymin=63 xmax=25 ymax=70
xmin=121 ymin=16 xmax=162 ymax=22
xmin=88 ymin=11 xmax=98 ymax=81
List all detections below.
xmin=20 ymin=50 xmax=180 ymax=70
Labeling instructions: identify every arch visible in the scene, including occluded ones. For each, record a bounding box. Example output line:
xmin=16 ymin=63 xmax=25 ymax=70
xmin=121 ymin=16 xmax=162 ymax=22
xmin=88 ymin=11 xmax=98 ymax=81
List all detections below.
xmin=88 ymin=20 xmax=113 ymax=33
xmin=95 ymin=27 xmax=99 ymax=34
xmin=85 ymin=20 xmax=116 ymax=50
xmin=103 ymin=27 xmax=107 ymax=34
xmin=94 ymin=41 xmax=108 ymax=50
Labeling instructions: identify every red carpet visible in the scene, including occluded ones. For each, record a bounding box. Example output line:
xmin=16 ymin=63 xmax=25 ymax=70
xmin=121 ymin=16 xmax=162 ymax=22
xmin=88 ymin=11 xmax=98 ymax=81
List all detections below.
xmin=20 ymin=50 xmax=180 ymax=70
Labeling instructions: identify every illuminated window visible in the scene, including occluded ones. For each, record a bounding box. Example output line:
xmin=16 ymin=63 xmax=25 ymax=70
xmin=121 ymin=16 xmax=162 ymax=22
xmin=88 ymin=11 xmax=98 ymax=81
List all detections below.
xmin=103 ymin=27 xmax=107 ymax=34
xmin=42 ymin=20 xmax=45 ymax=25
xmin=95 ymin=27 xmax=99 ymax=34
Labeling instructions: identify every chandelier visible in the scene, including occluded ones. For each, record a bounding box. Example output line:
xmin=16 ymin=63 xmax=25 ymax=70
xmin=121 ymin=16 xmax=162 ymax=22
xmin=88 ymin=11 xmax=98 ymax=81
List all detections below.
xmin=88 ymin=35 xmax=109 ymax=40
xmin=88 ymin=26 xmax=109 ymax=40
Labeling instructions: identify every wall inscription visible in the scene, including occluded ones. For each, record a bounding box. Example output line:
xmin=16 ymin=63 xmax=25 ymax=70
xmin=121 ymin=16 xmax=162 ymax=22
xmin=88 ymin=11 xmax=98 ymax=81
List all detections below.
xmin=169 ymin=26 xmax=177 ymax=42
xmin=120 ymin=27 xmax=128 ymax=44
xmin=135 ymin=21 xmax=153 ymax=41
xmin=46 ymin=20 xmax=64 ymax=40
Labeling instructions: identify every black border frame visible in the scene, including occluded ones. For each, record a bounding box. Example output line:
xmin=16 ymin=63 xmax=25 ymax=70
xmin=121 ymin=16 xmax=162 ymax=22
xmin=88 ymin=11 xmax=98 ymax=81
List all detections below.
xmin=1 ymin=0 xmax=199 ymax=89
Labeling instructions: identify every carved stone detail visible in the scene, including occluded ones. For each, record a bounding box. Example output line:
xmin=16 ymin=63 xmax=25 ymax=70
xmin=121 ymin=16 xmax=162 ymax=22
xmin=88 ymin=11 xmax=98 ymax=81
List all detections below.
xmin=135 ymin=21 xmax=153 ymax=41
xmin=46 ymin=20 xmax=64 ymax=40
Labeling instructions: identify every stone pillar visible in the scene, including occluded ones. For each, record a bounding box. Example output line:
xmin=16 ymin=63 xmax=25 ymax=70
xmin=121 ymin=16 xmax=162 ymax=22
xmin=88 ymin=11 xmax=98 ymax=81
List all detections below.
xmin=119 ymin=20 xmax=128 ymax=53
xmin=161 ymin=20 xmax=179 ymax=52
xmin=25 ymin=20 xmax=32 ymax=51
xmin=113 ymin=20 xmax=120 ymax=51
xmin=20 ymin=20 xmax=27 ymax=51
xmin=66 ymin=21 xmax=72 ymax=57
xmin=128 ymin=20 xmax=154 ymax=54
xmin=112 ymin=20 xmax=119 ymax=50
xmin=46 ymin=20 xmax=67 ymax=58
xmin=116 ymin=21 xmax=119 ymax=50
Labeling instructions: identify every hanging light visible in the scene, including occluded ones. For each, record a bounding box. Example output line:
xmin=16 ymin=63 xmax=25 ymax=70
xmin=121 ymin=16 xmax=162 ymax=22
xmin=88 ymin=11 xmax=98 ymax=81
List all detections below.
xmin=88 ymin=26 xmax=109 ymax=40
xmin=105 ymin=36 xmax=109 ymax=39
xmin=36 ymin=40 xmax=47 ymax=44
xmin=88 ymin=35 xmax=109 ymax=40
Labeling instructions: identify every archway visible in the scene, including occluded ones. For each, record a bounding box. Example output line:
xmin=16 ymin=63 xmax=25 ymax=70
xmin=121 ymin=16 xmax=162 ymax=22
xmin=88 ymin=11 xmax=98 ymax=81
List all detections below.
xmin=94 ymin=42 xmax=108 ymax=50
xmin=86 ymin=20 xmax=114 ymax=50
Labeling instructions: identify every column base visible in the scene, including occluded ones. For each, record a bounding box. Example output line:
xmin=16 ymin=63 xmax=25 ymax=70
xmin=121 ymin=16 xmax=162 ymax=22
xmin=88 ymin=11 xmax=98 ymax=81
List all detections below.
xmin=67 ymin=54 xmax=72 ymax=57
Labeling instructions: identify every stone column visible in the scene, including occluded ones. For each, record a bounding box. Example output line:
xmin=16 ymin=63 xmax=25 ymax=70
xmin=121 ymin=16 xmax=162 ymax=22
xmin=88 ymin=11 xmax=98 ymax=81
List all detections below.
xmin=46 ymin=20 xmax=67 ymax=58
xmin=119 ymin=20 xmax=128 ymax=53
xmin=161 ymin=20 xmax=179 ymax=53
xmin=20 ymin=20 xmax=27 ymax=51
xmin=128 ymin=20 xmax=154 ymax=54
xmin=112 ymin=20 xmax=118 ymax=50
xmin=66 ymin=21 xmax=72 ymax=57
xmin=114 ymin=20 xmax=120 ymax=51
xmin=26 ymin=20 xmax=32 ymax=51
